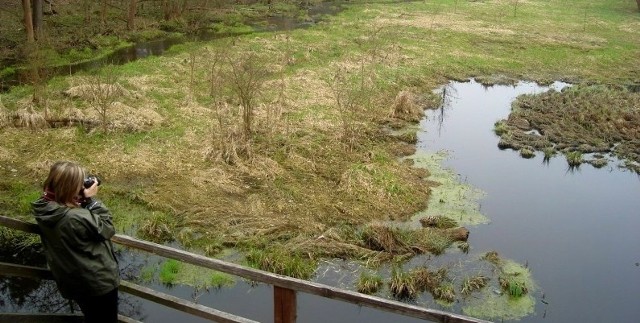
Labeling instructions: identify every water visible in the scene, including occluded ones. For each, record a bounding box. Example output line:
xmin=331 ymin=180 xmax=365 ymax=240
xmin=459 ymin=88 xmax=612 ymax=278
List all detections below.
xmin=418 ymin=80 xmax=640 ymax=323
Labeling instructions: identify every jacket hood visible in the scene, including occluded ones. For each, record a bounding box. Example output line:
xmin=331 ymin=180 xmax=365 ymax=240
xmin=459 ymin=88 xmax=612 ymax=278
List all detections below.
xmin=32 ymin=198 xmax=69 ymax=227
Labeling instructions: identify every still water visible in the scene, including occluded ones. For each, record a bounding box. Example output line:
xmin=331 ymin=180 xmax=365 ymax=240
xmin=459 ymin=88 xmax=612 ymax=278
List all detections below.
xmin=418 ymin=80 xmax=640 ymax=323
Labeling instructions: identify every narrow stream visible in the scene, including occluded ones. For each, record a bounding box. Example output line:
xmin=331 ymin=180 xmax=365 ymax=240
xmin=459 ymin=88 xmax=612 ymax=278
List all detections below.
xmin=418 ymin=80 xmax=640 ymax=323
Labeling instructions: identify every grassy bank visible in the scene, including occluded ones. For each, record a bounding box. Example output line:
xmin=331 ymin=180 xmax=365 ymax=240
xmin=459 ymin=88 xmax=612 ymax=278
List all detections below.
xmin=0 ymin=0 xmax=638 ymax=318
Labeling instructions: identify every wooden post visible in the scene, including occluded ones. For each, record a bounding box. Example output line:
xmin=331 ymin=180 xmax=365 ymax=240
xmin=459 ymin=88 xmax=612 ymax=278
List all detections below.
xmin=274 ymin=286 xmax=296 ymax=323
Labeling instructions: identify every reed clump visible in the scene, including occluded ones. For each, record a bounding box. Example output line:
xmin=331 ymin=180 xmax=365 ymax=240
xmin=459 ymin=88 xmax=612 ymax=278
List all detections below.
xmin=356 ymin=271 xmax=384 ymax=294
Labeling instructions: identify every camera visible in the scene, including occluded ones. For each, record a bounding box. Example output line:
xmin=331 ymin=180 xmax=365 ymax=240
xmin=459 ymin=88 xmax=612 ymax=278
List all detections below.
xmin=83 ymin=175 xmax=101 ymax=189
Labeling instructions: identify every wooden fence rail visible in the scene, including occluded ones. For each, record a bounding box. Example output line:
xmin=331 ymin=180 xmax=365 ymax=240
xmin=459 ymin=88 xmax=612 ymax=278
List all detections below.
xmin=0 ymin=215 xmax=491 ymax=323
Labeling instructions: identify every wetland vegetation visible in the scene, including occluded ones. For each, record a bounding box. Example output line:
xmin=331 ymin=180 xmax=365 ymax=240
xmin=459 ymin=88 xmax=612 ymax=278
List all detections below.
xmin=1 ymin=0 xmax=639 ymax=321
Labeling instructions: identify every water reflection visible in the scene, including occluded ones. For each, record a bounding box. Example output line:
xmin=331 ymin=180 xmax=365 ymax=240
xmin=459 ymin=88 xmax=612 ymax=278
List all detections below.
xmin=420 ymin=79 xmax=640 ymax=323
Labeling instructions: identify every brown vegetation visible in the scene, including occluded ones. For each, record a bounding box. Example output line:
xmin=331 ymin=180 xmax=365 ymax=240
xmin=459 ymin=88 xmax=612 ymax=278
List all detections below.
xmin=495 ymin=85 xmax=640 ymax=172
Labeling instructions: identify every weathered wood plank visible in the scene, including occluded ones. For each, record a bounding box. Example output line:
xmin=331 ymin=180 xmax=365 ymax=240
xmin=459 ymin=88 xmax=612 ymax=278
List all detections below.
xmin=0 ymin=312 xmax=141 ymax=322
xmin=118 ymin=314 xmax=143 ymax=323
xmin=0 ymin=313 xmax=84 ymax=323
xmin=0 ymin=215 xmax=40 ymax=234
xmin=274 ymin=287 xmax=296 ymax=323
xmin=0 ymin=261 xmax=53 ymax=279
xmin=119 ymin=281 xmax=259 ymax=323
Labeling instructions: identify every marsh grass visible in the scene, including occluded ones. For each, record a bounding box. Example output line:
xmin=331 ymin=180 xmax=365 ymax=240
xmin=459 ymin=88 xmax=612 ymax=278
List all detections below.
xmin=356 ymin=271 xmax=383 ymax=294
xmin=209 ymin=271 xmax=236 ymax=288
xmin=497 ymin=85 xmax=640 ymax=170
xmin=519 ymin=148 xmax=535 ymax=159
xmin=246 ymin=248 xmax=316 ymax=279
xmin=137 ymin=212 xmax=176 ymax=243
xmin=388 ymin=266 xmax=417 ymax=300
xmin=499 ymin=274 xmax=529 ymax=298
xmin=159 ymin=259 xmax=182 ymax=285
xmin=565 ymin=151 xmax=584 ymax=167
xmin=419 ymin=215 xmax=458 ymax=229
xmin=461 ymin=274 xmax=490 ymax=295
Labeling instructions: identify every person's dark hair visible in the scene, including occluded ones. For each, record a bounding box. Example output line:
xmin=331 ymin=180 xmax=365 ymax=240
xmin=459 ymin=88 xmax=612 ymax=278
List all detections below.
xmin=43 ymin=161 xmax=85 ymax=207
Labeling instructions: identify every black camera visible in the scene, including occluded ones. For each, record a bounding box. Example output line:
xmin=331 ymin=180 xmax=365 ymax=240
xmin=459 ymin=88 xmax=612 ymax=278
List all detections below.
xmin=83 ymin=175 xmax=101 ymax=189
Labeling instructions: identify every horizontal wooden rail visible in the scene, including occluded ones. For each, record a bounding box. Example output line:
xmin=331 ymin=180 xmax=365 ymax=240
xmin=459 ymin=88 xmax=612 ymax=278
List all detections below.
xmin=119 ymin=281 xmax=258 ymax=323
xmin=0 ymin=262 xmax=254 ymax=323
xmin=0 ymin=313 xmax=139 ymax=323
xmin=0 ymin=215 xmax=491 ymax=323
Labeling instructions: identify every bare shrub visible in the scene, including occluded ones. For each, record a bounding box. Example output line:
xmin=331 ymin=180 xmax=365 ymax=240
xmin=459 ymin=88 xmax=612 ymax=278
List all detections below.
xmin=73 ymin=68 xmax=123 ymax=131
xmin=228 ymin=53 xmax=268 ymax=138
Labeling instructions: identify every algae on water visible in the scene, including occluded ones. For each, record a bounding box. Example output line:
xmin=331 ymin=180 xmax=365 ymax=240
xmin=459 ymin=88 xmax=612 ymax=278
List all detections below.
xmin=406 ymin=151 xmax=488 ymax=226
xmin=462 ymin=260 xmax=537 ymax=321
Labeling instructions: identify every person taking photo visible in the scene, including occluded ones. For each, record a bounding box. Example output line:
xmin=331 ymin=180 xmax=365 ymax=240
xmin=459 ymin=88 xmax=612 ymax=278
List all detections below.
xmin=32 ymin=161 xmax=119 ymax=323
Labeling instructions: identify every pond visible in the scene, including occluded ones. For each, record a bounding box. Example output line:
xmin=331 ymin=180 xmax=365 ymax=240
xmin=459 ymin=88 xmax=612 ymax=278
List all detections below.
xmin=417 ymin=80 xmax=640 ymax=323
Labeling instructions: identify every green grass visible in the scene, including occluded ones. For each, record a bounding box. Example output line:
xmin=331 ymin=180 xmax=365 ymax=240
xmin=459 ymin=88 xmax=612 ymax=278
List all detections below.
xmin=210 ymin=271 xmax=236 ymax=288
xmin=159 ymin=259 xmax=182 ymax=285
xmin=246 ymin=248 xmax=317 ymax=279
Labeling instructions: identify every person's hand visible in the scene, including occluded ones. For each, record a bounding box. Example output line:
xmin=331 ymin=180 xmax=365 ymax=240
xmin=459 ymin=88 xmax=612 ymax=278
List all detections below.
xmin=83 ymin=181 xmax=99 ymax=198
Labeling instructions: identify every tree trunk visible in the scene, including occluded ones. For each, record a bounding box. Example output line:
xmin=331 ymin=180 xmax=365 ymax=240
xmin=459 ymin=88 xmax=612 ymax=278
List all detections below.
xmin=636 ymin=0 xmax=640 ymax=12
xmin=127 ymin=0 xmax=137 ymax=30
xmin=22 ymin=0 xmax=35 ymax=42
xmin=32 ymin=0 xmax=43 ymax=39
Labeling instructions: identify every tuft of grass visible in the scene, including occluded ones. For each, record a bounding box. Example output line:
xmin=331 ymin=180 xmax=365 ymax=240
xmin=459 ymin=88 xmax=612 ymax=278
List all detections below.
xmin=493 ymin=120 xmax=509 ymax=136
xmin=356 ymin=271 xmax=383 ymax=295
xmin=159 ymin=259 xmax=182 ymax=285
xmin=543 ymin=147 xmax=556 ymax=160
xmin=461 ymin=275 xmax=490 ymax=295
xmin=359 ymin=224 xmax=409 ymax=254
xmin=246 ymin=248 xmax=316 ymax=280
xmin=482 ymin=251 xmax=501 ymax=265
xmin=565 ymin=151 xmax=584 ymax=167
xmin=388 ymin=266 xmax=417 ymax=300
xmin=519 ymin=147 xmax=536 ymax=159
xmin=137 ymin=212 xmax=175 ymax=243
xmin=419 ymin=215 xmax=458 ymax=229
xmin=499 ymin=274 xmax=529 ymax=298
xmin=433 ymin=282 xmax=456 ymax=303
xmin=406 ymin=228 xmax=454 ymax=255
xmin=210 ymin=271 xmax=236 ymax=288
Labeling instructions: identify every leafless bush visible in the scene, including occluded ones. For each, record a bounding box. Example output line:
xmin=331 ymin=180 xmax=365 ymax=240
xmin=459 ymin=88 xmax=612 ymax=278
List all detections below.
xmin=77 ymin=67 xmax=123 ymax=131
xmin=228 ymin=53 xmax=268 ymax=138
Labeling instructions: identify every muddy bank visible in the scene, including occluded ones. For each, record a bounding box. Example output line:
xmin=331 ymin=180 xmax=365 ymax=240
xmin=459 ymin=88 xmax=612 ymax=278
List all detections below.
xmin=494 ymin=85 xmax=640 ymax=172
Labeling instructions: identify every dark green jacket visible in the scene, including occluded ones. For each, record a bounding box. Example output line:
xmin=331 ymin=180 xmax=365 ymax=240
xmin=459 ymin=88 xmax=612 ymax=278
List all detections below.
xmin=32 ymin=197 xmax=119 ymax=299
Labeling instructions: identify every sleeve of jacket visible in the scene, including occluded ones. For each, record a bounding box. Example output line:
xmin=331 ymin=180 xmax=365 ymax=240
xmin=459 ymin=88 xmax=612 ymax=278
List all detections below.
xmin=78 ymin=198 xmax=116 ymax=241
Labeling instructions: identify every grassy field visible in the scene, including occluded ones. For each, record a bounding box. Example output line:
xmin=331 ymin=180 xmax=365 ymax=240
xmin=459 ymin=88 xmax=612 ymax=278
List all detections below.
xmin=0 ymin=0 xmax=638 ymax=317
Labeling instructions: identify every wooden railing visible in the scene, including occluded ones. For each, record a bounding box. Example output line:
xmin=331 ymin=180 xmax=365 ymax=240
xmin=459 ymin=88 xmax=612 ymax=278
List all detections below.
xmin=0 ymin=215 xmax=491 ymax=323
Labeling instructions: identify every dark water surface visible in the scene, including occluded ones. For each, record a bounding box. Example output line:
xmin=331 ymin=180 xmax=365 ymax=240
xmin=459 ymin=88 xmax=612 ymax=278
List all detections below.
xmin=418 ymin=80 xmax=640 ymax=323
